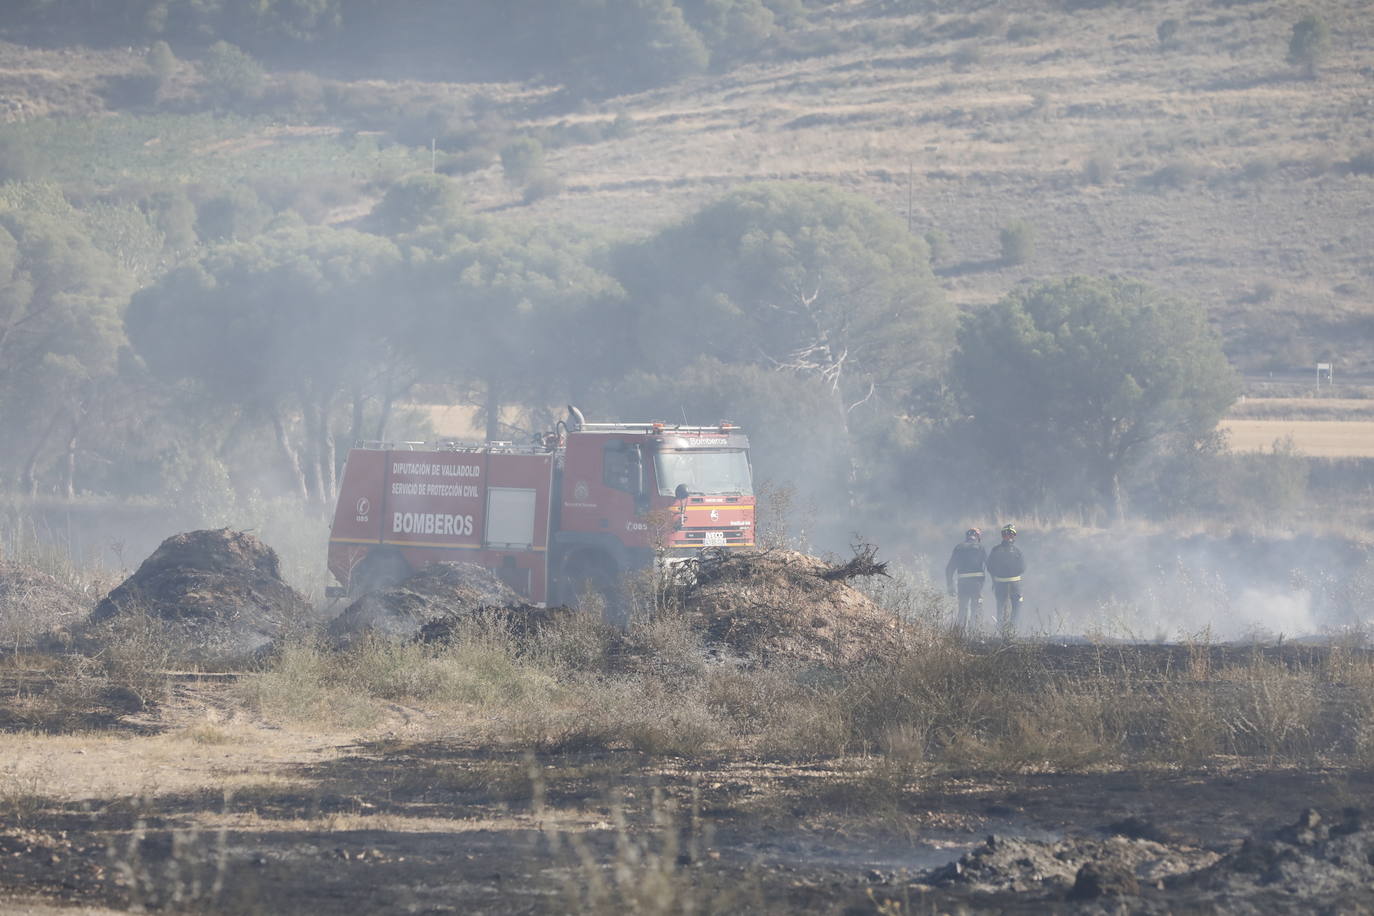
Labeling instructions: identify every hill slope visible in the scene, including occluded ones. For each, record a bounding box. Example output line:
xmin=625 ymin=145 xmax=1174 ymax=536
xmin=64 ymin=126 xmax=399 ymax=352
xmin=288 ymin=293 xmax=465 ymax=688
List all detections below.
xmin=2 ymin=0 xmax=1370 ymax=370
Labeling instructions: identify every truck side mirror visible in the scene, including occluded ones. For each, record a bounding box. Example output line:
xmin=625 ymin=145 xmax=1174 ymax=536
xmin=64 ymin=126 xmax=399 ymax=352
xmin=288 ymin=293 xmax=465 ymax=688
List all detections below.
xmin=674 ymin=483 xmax=689 ymax=500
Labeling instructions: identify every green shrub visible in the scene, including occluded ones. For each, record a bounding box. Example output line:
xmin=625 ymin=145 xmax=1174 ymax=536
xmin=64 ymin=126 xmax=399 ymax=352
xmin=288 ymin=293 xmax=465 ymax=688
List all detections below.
xmin=199 ymin=41 xmax=265 ymax=110
xmin=1288 ymin=14 xmax=1330 ymax=78
xmin=1082 ymin=152 xmax=1115 ymax=185
xmin=1156 ymin=18 xmax=1180 ymax=49
xmin=521 ymin=170 xmax=563 ymax=204
xmin=951 ymin=43 xmax=984 ymax=72
xmin=0 ymin=132 xmax=45 ymax=183
xmin=923 ymin=228 xmax=949 ymax=266
xmin=999 ymin=219 xmax=1036 ymax=265
xmin=144 ymin=188 xmax=198 ymax=252
xmin=1241 ymin=157 xmax=1278 ymax=183
xmin=195 ymin=185 xmax=271 ymax=242
xmin=1147 ymin=160 xmax=1199 ymax=190
xmin=1347 ymin=148 xmax=1374 ymax=176
xmin=500 ymin=137 xmax=545 ymax=186
xmin=147 ymin=40 xmax=176 ymax=86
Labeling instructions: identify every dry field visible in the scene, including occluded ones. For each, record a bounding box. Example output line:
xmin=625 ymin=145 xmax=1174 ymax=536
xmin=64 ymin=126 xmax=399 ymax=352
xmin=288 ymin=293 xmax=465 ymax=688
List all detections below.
xmin=3 ymin=603 xmax=1374 ymax=913
xmin=1221 ymin=418 xmax=1374 ymax=455
xmin=1222 ymin=395 xmax=1374 ymax=455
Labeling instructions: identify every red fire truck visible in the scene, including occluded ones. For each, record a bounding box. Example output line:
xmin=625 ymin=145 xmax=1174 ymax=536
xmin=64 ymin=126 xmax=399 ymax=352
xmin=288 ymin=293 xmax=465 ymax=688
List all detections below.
xmin=327 ymin=407 xmax=755 ymax=608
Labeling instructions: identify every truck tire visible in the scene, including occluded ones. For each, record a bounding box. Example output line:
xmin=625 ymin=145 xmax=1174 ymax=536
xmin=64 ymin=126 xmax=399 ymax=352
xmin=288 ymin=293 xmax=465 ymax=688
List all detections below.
xmin=350 ymin=548 xmax=412 ymax=597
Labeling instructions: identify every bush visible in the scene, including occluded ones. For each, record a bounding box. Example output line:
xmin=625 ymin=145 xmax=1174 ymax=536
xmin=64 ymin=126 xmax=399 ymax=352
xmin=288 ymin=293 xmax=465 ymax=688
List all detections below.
xmin=951 ymin=43 xmax=984 ymax=72
xmin=1082 ymin=152 xmax=1115 ymax=185
xmin=195 ymin=185 xmax=271 ymax=242
xmin=1347 ymin=148 xmax=1374 ymax=176
xmin=0 ymin=132 xmax=45 ymax=183
xmin=999 ymin=219 xmax=1035 ymax=266
xmin=198 ymin=41 xmax=265 ymax=110
xmin=521 ymin=171 xmax=563 ymax=204
xmin=500 ymin=137 xmax=545 ymax=186
xmin=1241 ymin=157 xmax=1278 ymax=183
xmin=147 ymin=41 xmax=177 ymax=85
xmin=1288 ymin=14 xmax=1330 ymax=78
xmin=144 ymin=188 xmax=198 ymax=252
xmin=1147 ymin=160 xmax=1199 ymax=190
xmin=1156 ymin=18 xmax=1180 ymax=49
xmin=923 ymin=228 xmax=949 ymax=266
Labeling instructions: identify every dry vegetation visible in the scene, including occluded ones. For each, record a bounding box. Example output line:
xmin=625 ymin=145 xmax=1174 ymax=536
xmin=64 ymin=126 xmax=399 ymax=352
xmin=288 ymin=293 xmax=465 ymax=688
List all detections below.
xmin=479 ymin=0 xmax=1374 ymax=372
xmin=3 ymin=560 xmax=1374 ymax=912
xmin=3 ymin=0 xmax=1370 ymax=372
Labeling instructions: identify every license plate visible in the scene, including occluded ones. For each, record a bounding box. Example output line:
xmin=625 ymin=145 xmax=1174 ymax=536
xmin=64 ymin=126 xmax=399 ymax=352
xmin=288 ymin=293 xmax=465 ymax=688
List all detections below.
xmin=703 ymin=531 xmax=726 ymax=546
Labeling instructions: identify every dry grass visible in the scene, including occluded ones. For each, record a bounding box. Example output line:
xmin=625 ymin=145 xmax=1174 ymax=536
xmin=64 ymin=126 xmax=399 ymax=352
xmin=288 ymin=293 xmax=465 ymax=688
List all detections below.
xmin=1220 ymin=419 xmax=1374 ymax=456
xmin=230 ymin=607 xmax=1374 ymax=777
xmin=1229 ymin=398 xmax=1374 ymax=421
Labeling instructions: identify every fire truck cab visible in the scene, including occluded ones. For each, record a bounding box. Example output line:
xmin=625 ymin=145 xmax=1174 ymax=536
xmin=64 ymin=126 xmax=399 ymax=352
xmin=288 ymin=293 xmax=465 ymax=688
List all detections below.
xmin=327 ymin=408 xmax=755 ymax=611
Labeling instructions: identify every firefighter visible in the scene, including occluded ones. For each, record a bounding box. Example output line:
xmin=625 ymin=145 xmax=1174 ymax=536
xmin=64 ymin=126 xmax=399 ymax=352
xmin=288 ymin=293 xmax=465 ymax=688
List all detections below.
xmin=986 ymin=524 xmax=1025 ymax=633
xmin=944 ymin=528 xmax=987 ymax=633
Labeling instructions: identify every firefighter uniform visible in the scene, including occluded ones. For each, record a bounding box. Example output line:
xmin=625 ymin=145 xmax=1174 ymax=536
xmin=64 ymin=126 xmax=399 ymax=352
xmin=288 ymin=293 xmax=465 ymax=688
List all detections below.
xmin=986 ymin=526 xmax=1024 ymax=631
xmin=944 ymin=532 xmax=987 ymax=632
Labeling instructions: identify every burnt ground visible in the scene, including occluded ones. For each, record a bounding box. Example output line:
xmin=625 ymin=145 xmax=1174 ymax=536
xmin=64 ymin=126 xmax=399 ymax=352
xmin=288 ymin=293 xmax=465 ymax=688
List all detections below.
xmin=1 ymin=662 xmax=1371 ymax=915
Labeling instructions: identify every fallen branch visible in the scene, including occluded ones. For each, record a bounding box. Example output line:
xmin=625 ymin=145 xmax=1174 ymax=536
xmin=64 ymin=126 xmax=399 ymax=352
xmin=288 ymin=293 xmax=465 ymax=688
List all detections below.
xmin=818 ymin=541 xmax=889 ymax=581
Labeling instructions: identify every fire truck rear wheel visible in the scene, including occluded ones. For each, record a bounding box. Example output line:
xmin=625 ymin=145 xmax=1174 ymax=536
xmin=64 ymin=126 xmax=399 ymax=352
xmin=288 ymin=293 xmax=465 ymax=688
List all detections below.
xmin=351 ymin=549 xmax=412 ymax=596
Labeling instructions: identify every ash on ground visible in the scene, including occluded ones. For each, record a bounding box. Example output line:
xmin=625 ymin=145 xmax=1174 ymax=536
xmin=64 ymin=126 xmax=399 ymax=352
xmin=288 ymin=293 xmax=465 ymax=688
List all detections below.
xmin=85 ymin=528 xmax=312 ymax=660
xmin=916 ymin=808 xmax=1373 ymax=912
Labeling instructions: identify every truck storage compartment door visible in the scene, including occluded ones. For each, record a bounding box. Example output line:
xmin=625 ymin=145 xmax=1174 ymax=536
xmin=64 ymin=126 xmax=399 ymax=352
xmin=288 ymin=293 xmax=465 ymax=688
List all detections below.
xmin=485 ymin=487 xmax=537 ymax=548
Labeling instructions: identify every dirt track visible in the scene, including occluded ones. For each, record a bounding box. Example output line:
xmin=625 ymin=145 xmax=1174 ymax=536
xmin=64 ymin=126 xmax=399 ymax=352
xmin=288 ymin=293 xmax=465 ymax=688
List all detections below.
xmin=1 ymin=667 xmax=1371 ymax=914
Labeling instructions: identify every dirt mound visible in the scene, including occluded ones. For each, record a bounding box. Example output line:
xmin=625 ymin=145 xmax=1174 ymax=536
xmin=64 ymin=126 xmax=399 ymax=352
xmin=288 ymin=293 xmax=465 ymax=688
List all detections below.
xmin=1164 ymin=808 xmax=1374 ymax=912
xmin=924 ymin=832 xmax=1217 ymax=897
xmin=0 ymin=562 xmax=90 ymax=645
xmin=329 ymin=562 xmax=524 ymax=642
xmin=665 ymin=548 xmax=902 ymax=666
xmin=89 ymin=529 xmax=311 ymax=658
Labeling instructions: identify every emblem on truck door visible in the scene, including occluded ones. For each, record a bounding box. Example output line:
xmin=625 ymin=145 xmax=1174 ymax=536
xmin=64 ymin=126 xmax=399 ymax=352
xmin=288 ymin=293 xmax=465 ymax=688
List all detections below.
xmin=356 ymin=497 xmax=370 ymax=522
xmin=710 ymin=509 xmax=720 ymax=521
xmin=574 ymin=481 xmax=589 ymax=502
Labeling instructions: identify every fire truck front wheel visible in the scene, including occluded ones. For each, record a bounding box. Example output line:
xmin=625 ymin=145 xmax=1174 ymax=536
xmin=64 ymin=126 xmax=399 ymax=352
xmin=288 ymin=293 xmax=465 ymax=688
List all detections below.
xmin=351 ymin=549 xmax=412 ymax=596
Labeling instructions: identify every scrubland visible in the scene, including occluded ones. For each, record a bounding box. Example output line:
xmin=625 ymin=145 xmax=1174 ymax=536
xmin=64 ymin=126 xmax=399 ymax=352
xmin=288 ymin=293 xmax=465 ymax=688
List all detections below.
xmin=3 ymin=567 xmax=1373 ymax=913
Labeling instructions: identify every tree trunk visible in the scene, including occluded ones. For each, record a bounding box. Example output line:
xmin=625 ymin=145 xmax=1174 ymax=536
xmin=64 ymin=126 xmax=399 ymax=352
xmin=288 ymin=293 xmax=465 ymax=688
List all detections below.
xmin=21 ymin=410 xmax=64 ymax=497
xmin=317 ymin=394 xmax=337 ymax=506
xmin=273 ymin=410 xmax=310 ymax=502
xmin=63 ymin=418 xmax=80 ymax=500
xmin=485 ymin=377 xmax=502 ymax=442
xmin=349 ymin=386 xmax=365 ymax=450
xmin=1103 ymin=466 xmax=1125 ymax=526
xmin=300 ymin=400 xmax=324 ymax=505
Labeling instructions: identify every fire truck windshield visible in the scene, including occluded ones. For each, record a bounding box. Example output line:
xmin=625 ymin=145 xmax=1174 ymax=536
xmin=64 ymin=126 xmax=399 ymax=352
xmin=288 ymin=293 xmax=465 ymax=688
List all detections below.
xmin=654 ymin=450 xmax=752 ymax=496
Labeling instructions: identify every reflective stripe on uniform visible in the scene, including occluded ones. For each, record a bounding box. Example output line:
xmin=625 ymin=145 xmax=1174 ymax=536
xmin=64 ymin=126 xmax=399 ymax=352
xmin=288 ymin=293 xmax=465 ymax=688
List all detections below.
xmin=957 ymin=572 xmax=984 ymax=578
xmin=993 ymin=575 xmax=1022 ymax=582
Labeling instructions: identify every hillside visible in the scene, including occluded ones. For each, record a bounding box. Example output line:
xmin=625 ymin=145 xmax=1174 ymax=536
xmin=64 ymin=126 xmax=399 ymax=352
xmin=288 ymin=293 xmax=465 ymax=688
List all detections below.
xmin=1 ymin=1 xmax=1371 ymax=373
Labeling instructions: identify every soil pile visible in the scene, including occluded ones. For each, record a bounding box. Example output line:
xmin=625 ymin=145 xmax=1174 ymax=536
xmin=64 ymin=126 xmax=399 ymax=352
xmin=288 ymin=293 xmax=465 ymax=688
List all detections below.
xmin=0 ymin=562 xmax=90 ymax=644
xmin=665 ymin=548 xmax=902 ymax=666
xmin=329 ymin=562 xmax=524 ymax=643
xmin=1161 ymin=807 xmax=1374 ymax=913
xmin=89 ymin=529 xmax=310 ymax=658
xmin=923 ymin=832 xmax=1217 ymax=898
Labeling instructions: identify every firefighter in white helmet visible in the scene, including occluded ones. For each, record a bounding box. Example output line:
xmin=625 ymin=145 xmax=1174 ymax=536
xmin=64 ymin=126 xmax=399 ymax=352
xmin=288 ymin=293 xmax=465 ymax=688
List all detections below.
xmin=986 ymin=524 xmax=1024 ymax=633
xmin=944 ymin=527 xmax=987 ymax=633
